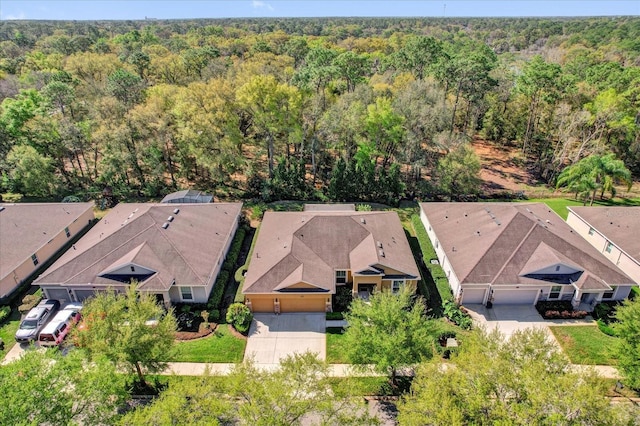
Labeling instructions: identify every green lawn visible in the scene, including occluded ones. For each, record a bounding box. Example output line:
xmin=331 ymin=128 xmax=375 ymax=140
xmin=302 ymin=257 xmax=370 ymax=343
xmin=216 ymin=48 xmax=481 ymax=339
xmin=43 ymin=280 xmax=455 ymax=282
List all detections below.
xmin=527 ymin=197 xmax=640 ymax=220
xmin=326 ymin=327 xmax=349 ymax=364
xmin=0 ymin=310 xmax=22 ymax=358
xmin=169 ymin=325 xmax=246 ymax=363
xmin=549 ymin=325 xmax=618 ymax=365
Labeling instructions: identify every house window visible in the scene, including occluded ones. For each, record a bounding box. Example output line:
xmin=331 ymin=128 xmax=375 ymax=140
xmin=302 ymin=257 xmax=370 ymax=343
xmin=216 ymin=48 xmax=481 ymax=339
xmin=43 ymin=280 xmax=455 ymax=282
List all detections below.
xmin=31 ymin=254 xmax=39 ymax=266
xmin=392 ymin=280 xmax=405 ymax=294
xmin=180 ymin=287 xmax=193 ymax=301
xmin=555 ymin=265 xmax=560 ymax=272
xmin=549 ymin=285 xmax=562 ymax=299
xmin=130 ymin=266 xmax=135 ymax=272
xmin=588 ymin=227 xmax=595 ymax=236
xmin=605 ymin=242 xmax=613 ymax=253
xmin=603 ymin=286 xmax=617 ymax=299
xmin=335 ymin=270 xmax=347 ymax=284
xmin=65 ymin=227 xmax=71 ymax=238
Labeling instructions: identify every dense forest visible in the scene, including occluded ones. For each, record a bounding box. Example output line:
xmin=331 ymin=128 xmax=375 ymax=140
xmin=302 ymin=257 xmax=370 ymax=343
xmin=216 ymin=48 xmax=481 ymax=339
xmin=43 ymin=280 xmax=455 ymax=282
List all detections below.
xmin=1 ymin=17 xmax=639 ymax=204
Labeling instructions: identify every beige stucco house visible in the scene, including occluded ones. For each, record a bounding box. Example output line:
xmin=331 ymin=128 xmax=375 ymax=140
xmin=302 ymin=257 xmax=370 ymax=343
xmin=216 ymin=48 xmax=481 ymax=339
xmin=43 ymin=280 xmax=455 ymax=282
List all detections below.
xmin=420 ymin=202 xmax=635 ymax=309
xmin=567 ymin=206 xmax=640 ymax=287
xmin=242 ymin=206 xmax=420 ymax=313
xmin=0 ymin=202 xmax=94 ymax=302
xmin=35 ymin=203 xmax=242 ymax=305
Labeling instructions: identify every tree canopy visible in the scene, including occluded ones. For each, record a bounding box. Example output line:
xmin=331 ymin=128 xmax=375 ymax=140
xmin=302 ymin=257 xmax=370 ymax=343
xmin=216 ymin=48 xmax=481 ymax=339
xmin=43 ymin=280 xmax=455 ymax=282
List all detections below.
xmin=614 ymin=297 xmax=640 ymax=390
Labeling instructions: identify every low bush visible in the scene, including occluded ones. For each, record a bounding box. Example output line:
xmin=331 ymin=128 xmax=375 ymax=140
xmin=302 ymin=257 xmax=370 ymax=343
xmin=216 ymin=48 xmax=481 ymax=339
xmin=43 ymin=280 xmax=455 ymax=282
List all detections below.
xmin=0 ymin=306 xmax=11 ymax=323
xmin=326 ymin=312 xmax=344 ymax=320
xmin=223 ymin=226 xmax=246 ymax=273
xmin=542 ymin=310 xmax=588 ymax=319
xmin=18 ymin=293 xmax=43 ymax=314
xmin=226 ymin=303 xmax=252 ymax=334
xmin=207 ymin=271 xmax=229 ymax=311
xmin=597 ymin=319 xmax=617 ymax=336
xmin=443 ymin=301 xmax=472 ymax=329
xmin=332 ymin=285 xmax=353 ymax=312
xmin=535 ymin=300 xmax=573 ymax=316
xmin=592 ymin=302 xmax=620 ymax=324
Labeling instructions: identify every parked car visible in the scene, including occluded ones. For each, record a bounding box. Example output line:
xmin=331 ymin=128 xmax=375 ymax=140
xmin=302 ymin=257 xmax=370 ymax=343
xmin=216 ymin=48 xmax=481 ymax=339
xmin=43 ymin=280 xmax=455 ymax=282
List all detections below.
xmin=38 ymin=303 xmax=83 ymax=347
xmin=15 ymin=299 xmax=60 ymax=343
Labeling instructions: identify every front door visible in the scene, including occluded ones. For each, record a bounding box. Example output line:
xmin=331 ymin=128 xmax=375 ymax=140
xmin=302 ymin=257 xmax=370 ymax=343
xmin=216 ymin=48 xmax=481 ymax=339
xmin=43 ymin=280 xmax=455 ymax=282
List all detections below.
xmin=580 ymin=292 xmax=596 ymax=303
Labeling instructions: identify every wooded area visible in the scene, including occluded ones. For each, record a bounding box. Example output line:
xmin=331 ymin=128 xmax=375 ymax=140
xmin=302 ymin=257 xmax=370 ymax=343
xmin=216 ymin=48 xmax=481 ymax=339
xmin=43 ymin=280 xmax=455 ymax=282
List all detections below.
xmin=1 ymin=17 xmax=639 ymax=203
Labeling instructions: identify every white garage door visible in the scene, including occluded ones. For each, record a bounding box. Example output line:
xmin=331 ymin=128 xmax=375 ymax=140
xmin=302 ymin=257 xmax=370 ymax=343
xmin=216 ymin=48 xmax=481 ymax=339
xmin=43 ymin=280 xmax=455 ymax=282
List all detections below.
xmin=462 ymin=288 xmax=486 ymax=304
xmin=492 ymin=289 xmax=538 ymax=304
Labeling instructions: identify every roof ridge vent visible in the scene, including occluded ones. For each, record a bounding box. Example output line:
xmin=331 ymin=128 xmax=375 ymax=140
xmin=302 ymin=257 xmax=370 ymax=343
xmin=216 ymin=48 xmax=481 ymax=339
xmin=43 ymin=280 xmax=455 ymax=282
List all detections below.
xmin=0 ymin=206 xmax=4 ymax=212
xmin=173 ymin=208 xmax=180 ymax=214
xmin=162 ymin=222 xmax=170 ymax=229
xmin=167 ymin=215 xmax=174 ymax=222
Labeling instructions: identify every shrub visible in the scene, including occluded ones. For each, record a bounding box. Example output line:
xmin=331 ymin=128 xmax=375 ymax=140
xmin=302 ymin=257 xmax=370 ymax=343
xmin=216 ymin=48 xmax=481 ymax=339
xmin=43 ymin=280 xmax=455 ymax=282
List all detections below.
xmin=542 ymin=309 xmax=588 ymax=319
xmin=326 ymin=312 xmax=344 ymax=320
xmin=207 ymin=270 xmax=229 ymax=311
xmin=208 ymin=309 xmax=220 ymax=322
xmin=0 ymin=306 xmax=11 ymax=323
xmin=223 ymin=227 xmax=246 ymax=272
xmin=536 ymin=301 xmax=573 ymax=316
xmin=442 ymin=300 xmax=472 ymax=329
xmin=332 ymin=285 xmax=353 ymax=312
xmin=597 ymin=319 xmax=617 ymax=336
xmin=18 ymin=293 xmax=43 ymax=314
xmin=226 ymin=303 xmax=252 ymax=334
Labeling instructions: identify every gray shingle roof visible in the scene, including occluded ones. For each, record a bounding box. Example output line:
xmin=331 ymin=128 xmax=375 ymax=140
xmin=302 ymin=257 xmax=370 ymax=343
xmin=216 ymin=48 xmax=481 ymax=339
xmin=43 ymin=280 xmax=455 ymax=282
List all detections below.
xmin=569 ymin=206 xmax=640 ymax=261
xmin=420 ymin=202 xmax=633 ymax=289
xmin=243 ymin=211 xmax=419 ymax=294
xmin=35 ymin=203 xmax=242 ymax=291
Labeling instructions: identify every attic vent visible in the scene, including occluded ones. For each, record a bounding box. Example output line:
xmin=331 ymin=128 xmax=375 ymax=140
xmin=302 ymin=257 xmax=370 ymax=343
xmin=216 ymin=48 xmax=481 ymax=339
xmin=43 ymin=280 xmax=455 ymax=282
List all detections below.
xmin=0 ymin=206 xmax=4 ymax=212
xmin=377 ymin=241 xmax=383 ymax=248
xmin=128 ymin=213 xmax=134 ymax=219
xmin=173 ymin=208 xmax=180 ymax=214
xmin=162 ymin=222 xmax=170 ymax=229
xmin=360 ymin=218 xmax=366 ymax=224
xmin=526 ymin=208 xmax=533 ymax=213
xmin=476 ymin=230 xmax=481 ymax=236
xmin=378 ymin=249 xmax=385 ymax=258
xmin=167 ymin=216 xmax=174 ymax=222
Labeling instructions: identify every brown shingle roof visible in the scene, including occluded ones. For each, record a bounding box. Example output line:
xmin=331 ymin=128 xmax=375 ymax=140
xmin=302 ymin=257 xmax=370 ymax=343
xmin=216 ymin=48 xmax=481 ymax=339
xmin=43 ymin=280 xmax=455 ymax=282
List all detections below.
xmin=420 ymin=203 xmax=633 ymax=288
xmin=569 ymin=206 xmax=640 ymax=261
xmin=243 ymin=211 xmax=419 ymax=294
xmin=35 ymin=203 xmax=242 ymax=291
xmin=0 ymin=202 xmax=93 ymax=283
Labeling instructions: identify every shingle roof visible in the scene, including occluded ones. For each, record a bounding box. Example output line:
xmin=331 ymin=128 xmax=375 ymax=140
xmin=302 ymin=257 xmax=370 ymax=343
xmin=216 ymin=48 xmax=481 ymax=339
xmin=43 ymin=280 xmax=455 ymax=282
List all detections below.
xmin=420 ymin=203 xmax=633 ymax=288
xmin=0 ymin=202 xmax=93 ymax=283
xmin=35 ymin=203 xmax=242 ymax=291
xmin=243 ymin=211 xmax=419 ymax=294
xmin=568 ymin=206 xmax=640 ymax=262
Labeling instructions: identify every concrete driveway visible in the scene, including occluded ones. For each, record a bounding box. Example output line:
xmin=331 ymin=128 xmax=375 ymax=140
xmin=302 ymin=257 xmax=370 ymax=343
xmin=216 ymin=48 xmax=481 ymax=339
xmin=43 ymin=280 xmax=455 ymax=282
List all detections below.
xmin=244 ymin=313 xmax=326 ymax=364
xmin=464 ymin=304 xmax=549 ymax=339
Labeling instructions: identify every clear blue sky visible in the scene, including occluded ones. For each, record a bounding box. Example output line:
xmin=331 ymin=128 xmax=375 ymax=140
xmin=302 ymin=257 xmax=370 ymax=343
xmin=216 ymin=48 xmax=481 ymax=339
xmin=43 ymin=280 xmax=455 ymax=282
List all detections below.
xmin=1 ymin=1 xmax=638 ymax=20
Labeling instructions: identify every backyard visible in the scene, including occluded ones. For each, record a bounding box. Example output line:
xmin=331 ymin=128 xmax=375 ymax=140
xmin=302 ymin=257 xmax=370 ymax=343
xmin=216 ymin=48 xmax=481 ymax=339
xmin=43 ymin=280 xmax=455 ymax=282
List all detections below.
xmin=549 ymin=325 xmax=618 ymax=365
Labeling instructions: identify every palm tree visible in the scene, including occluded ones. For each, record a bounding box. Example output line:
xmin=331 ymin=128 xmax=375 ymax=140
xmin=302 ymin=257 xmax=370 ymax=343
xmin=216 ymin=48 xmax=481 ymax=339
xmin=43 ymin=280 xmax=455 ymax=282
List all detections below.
xmin=556 ymin=153 xmax=632 ymax=206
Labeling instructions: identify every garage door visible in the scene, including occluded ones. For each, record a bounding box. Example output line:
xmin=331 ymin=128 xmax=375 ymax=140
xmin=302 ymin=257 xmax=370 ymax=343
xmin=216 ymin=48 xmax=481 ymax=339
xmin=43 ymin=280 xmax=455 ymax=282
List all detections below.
xmin=248 ymin=297 xmax=276 ymax=313
xmin=74 ymin=289 xmax=100 ymax=302
xmin=45 ymin=288 xmax=72 ymax=304
xmin=462 ymin=288 xmax=486 ymax=304
xmin=492 ymin=289 xmax=538 ymax=304
xmin=280 ymin=295 xmax=327 ymax=313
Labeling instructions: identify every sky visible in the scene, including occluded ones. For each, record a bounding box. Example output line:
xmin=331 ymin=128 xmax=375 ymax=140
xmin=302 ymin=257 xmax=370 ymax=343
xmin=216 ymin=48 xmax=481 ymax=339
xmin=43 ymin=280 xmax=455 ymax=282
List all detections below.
xmin=0 ymin=1 xmax=639 ymax=21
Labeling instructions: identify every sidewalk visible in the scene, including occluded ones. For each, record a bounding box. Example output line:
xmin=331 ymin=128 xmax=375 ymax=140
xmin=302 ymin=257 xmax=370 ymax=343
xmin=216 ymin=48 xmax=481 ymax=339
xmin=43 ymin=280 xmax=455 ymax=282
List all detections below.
xmin=163 ymin=362 xmax=390 ymax=377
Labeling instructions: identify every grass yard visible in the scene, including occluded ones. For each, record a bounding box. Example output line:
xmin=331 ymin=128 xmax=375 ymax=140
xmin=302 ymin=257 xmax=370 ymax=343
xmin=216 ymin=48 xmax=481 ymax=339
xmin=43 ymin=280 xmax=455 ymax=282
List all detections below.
xmin=326 ymin=327 xmax=349 ymax=364
xmin=549 ymin=325 xmax=618 ymax=365
xmin=527 ymin=197 xmax=640 ymax=220
xmin=169 ymin=325 xmax=246 ymax=363
xmin=0 ymin=311 xmax=22 ymax=359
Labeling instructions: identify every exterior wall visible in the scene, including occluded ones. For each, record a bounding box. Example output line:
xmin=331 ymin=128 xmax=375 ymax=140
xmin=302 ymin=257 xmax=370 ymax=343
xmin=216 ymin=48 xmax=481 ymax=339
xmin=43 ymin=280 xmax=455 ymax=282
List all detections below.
xmin=1 ymin=207 xmax=94 ymax=300
xmin=567 ymin=211 xmax=640 ymax=285
xmin=352 ymin=274 xmax=382 ymax=293
xmin=538 ymin=284 xmax=574 ymax=302
xmin=245 ymin=294 xmax=329 ymax=313
xmin=380 ymin=279 xmax=417 ymax=293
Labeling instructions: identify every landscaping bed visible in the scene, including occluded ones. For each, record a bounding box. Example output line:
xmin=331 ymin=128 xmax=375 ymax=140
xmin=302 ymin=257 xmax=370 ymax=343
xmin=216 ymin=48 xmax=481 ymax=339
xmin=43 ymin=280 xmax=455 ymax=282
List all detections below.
xmin=535 ymin=301 xmax=588 ymax=319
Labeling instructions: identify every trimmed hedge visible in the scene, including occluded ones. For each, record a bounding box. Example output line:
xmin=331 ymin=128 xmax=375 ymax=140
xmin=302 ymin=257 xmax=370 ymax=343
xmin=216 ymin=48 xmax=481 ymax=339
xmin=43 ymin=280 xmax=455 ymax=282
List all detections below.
xmin=234 ymin=225 xmax=261 ymax=304
xmin=18 ymin=292 xmax=43 ymax=314
xmin=205 ymin=225 xmax=248 ymax=312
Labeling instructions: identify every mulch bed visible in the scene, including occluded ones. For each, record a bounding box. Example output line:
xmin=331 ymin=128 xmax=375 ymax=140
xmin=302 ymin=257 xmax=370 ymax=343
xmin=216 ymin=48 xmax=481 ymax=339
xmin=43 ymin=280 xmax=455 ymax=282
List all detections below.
xmin=175 ymin=323 xmax=217 ymax=341
xmin=227 ymin=324 xmax=248 ymax=340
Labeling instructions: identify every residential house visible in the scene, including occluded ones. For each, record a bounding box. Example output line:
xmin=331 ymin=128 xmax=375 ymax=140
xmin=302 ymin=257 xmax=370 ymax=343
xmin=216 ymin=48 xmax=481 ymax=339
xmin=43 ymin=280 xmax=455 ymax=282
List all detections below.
xmin=242 ymin=206 xmax=420 ymax=313
xmin=34 ymin=203 xmax=242 ymax=305
xmin=0 ymin=203 xmax=94 ymax=301
xmin=420 ymin=203 xmax=635 ymax=309
xmin=567 ymin=206 xmax=640 ymax=287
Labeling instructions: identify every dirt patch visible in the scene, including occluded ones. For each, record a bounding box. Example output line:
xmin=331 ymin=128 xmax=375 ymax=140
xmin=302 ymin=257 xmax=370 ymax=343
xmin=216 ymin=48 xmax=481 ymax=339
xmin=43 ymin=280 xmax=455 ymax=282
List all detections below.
xmin=472 ymin=139 xmax=542 ymax=192
xmin=175 ymin=323 xmax=217 ymax=341
xmin=227 ymin=324 xmax=248 ymax=340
